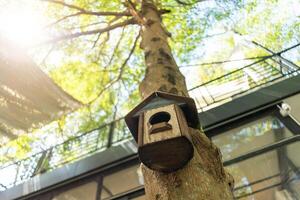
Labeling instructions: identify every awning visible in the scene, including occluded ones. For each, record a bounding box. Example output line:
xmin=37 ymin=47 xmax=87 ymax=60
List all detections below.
xmin=0 ymin=37 xmax=82 ymax=140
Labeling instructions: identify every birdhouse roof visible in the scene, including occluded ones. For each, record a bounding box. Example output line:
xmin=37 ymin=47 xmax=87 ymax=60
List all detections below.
xmin=125 ymin=91 xmax=200 ymax=142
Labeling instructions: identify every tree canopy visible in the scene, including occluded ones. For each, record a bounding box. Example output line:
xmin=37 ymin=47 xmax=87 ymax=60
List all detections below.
xmin=0 ymin=0 xmax=299 ymax=165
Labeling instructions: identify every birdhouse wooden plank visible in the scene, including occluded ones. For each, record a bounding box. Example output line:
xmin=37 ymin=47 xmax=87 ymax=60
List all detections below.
xmin=125 ymin=91 xmax=200 ymax=172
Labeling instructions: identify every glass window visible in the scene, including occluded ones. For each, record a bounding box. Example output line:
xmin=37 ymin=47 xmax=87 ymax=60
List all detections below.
xmin=287 ymin=142 xmax=300 ymax=169
xmin=212 ymin=116 xmax=293 ymax=161
xmin=290 ymin=181 xmax=300 ymax=198
xmin=284 ymin=94 xmax=300 ymax=124
xmin=52 ymin=181 xmax=98 ymax=200
xmin=225 ymin=142 xmax=300 ymax=200
xmin=286 ymin=142 xmax=300 ymax=198
xmin=100 ymin=164 xmax=143 ymax=200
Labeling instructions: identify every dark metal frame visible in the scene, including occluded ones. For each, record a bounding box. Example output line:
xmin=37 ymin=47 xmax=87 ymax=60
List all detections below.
xmin=1 ymin=44 xmax=300 ymax=192
xmin=0 ymin=117 xmax=132 ymax=191
xmin=39 ymin=175 xmax=103 ymax=200
xmin=106 ymin=104 xmax=300 ymax=199
xmin=1 ymin=43 xmax=300 ymax=199
xmin=234 ymin=169 xmax=300 ymax=199
xmin=27 ymin=103 xmax=300 ymax=200
xmin=188 ymin=43 xmax=300 ymax=111
xmin=104 ymin=186 xmax=145 ymax=200
xmin=212 ymin=104 xmax=300 ymax=199
xmin=1 ymin=100 xmax=300 ymax=200
xmin=12 ymin=154 xmax=140 ymax=200
xmin=223 ymin=135 xmax=300 ymax=166
xmin=86 ymin=103 xmax=300 ymax=200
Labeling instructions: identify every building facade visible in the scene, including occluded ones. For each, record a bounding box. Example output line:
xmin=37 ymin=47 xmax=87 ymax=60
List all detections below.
xmin=1 ymin=45 xmax=300 ymax=200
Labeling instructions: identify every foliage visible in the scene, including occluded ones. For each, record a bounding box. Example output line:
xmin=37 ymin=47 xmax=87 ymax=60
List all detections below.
xmin=0 ymin=0 xmax=299 ymax=166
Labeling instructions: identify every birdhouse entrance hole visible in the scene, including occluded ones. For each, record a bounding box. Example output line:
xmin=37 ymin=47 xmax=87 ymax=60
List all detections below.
xmin=149 ymin=112 xmax=172 ymax=134
xmin=149 ymin=112 xmax=171 ymax=124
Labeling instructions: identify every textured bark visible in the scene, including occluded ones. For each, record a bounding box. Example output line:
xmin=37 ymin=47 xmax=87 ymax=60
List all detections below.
xmin=139 ymin=0 xmax=234 ymax=199
xmin=139 ymin=0 xmax=188 ymax=98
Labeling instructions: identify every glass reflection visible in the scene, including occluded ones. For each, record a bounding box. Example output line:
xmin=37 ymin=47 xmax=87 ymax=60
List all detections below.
xmin=101 ymin=164 xmax=143 ymax=200
xmin=213 ymin=116 xmax=293 ymax=161
xmin=225 ymin=142 xmax=300 ymax=200
xmin=52 ymin=181 xmax=98 ymax=200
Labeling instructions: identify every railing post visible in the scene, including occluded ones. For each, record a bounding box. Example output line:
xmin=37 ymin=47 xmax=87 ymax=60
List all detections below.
xmin=31 ymin=148 xmax=53 ymax=177
xmin=278 ymin=54 xmax=300 ymax=71
xmin=271 ymin=55 xmax=291 ymax=75
xmin=107 ymin=120 xmax=116 ymax=148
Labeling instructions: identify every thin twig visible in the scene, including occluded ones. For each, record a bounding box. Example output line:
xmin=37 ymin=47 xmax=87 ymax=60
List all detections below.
xmin=104 ymin=27 xmax=126 ymax=67
xmin=45 ymin=12 xmax=82 ymax=28
xmin=179 ymin=55 xmax=271 ymax=68
xmin=40 ymin=44 xmax=56 ymax=66
xmin=92 ymin=33 xmax=102 ymax=49
xmin=93 ymin=32 xmax=110 ymax=63
xmin=174 ymin=0 xmax=205 ymax=6
xmin=91 ymin=16 xmax=125 ymax=49
xmin=42 ymin=0 xmax=131 ymax=16
xmin=87 ymin=33 xmax=140 ymax=105
xmin=42 ymin=18 xmax=137 ymax=44
xmin=65 ymin=21 xmax=107 ymax=31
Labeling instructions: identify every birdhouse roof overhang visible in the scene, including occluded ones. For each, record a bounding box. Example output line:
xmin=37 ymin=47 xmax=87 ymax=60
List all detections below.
xmin=125 ymin=92 xmax=200 ymax=142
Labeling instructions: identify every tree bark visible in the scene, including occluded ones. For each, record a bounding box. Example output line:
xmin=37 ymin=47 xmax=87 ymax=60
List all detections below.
xmin=138 ymin=0 xmax=234 ymax=199
xmin=139 ymin=0 xmax=188 ymax=98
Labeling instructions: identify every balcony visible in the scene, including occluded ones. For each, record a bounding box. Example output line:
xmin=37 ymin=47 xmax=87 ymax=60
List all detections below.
xmin=189 ymin=43 xmax=300 ymax=111
xmin=0 ymin=43 xmax=299 ymax=194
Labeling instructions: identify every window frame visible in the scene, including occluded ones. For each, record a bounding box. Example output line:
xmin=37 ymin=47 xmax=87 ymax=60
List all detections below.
xmin=206 ymin=103 xmax=300 ymax=199
xmin=20 ymin=103 xmax=300 ymax=200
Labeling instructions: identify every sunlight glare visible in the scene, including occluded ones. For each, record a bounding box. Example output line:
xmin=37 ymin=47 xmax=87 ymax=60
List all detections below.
xmin=0 ymin=1 xmax=48 ymax=47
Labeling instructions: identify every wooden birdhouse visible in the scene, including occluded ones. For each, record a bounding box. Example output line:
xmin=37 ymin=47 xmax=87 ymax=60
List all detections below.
xmin=125 ymin=91 xmax=200 ymax=172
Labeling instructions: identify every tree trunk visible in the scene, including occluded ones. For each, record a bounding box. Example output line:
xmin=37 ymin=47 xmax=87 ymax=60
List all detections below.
xmin=138 ymin=0 xmax=234 ymax=199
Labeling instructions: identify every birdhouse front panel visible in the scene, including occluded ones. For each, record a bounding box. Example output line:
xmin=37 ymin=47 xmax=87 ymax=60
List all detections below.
xmin=125 ymin=92 xmax=198 ymax=172
xmin=142 ymin=104 xmax=188 ymax=145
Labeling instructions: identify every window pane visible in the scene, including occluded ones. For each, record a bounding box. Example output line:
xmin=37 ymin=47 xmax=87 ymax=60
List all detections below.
xmin=290 ymin=182 xmax=300 ymax=198
xmin=225 ymin=142 xmax=300 ymax=200
xmin=287 ymin=141 xmax=300 ymax=167
xmin=52 ymin=181 xmax=98 ymax=200
xmin=101 ymin=164 xmax=143 ymax=200
xmin=286 ymin=142 xmax=300 ymax=198
xmin=212 ymin=116 xmax=293 ymax=160
xmin=284 ymin=94 xmax=300 ymax=124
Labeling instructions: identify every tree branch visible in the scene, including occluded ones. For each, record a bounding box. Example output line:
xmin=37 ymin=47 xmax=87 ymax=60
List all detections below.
xmin=40 ymin=44 xmax=56 ymax=66
xmin=117 ymin=32 xmax=140 ymax=79
xmin=42 ymin=0 xmax=131 ymax=16
xmin=87 ymin=33 xmax=140 ymax=105
xmin=63 ymin=21 xmax=106 ymax=31
xmin=43 ymin=18 xmax=137 ymax=44
xmin=91 ymin=16 xmax=125 ymax=49
xmin=174 ymin=0 xmax=206 ymax=6
xmin=125 ymin=0 xmax=146 ymax=25
xmin=91 ymin=32 xmax=102 ymax=49
xmin=93 ymin=32 xmax=110 ymax=63
xmin=46 ymin=12 xmax=82 ymax=28
xmin=104 ymin=27 xmax=126 ymax=67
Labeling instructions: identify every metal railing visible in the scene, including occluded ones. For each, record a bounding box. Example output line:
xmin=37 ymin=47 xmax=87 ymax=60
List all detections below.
xmin=0 ymin=118 xmax=131 ymax=191
xmin=0 ymin=44 xmax=299 ymax=191
xmin=188 ymin=43 xmax=300 ymax=111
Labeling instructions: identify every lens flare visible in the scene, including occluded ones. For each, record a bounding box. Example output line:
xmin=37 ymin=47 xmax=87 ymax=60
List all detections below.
xmin=0 ymin=1 xmax=48 ymax=47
